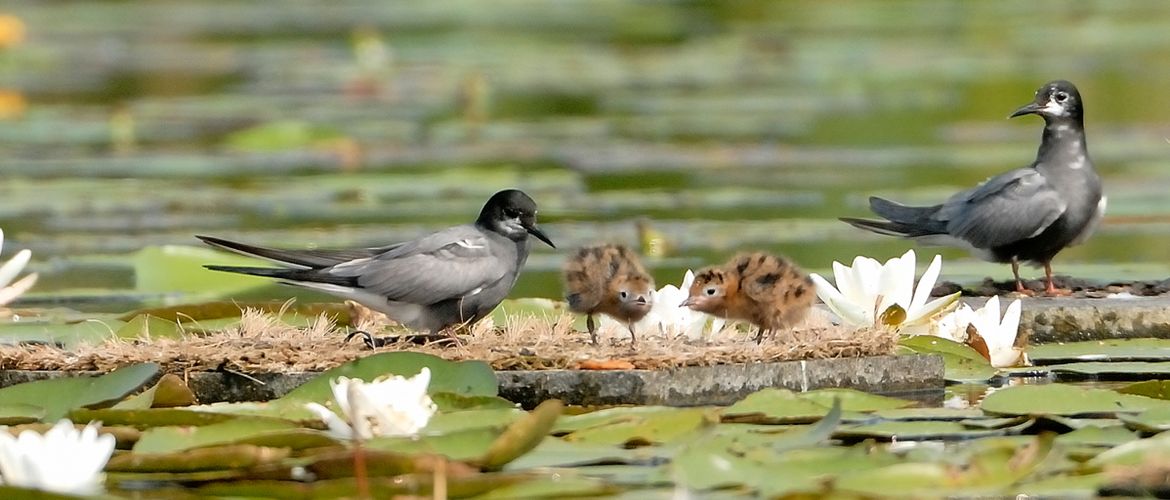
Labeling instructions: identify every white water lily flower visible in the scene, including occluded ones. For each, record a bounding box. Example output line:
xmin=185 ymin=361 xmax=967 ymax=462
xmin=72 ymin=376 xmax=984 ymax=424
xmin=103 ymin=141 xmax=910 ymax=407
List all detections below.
xmin=810 ymin=249 xmax=959 ymax=331
xmin=625 ymin=270 xmax=725 ymax=340
xmin=305 ymin=368 xmax=437 ymax=441
xmin=934 ymin=296 xmax=1025 ymax=368
xmin=0 ymin=229 xmax=38 ymax=308
xmin=0 ymin=420 xmax=115 ymax=495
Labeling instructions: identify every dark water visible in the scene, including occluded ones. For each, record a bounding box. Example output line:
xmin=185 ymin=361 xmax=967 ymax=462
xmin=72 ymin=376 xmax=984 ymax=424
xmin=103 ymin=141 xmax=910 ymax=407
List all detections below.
xmin=3 ymin=0 xmax=1170 ymax=310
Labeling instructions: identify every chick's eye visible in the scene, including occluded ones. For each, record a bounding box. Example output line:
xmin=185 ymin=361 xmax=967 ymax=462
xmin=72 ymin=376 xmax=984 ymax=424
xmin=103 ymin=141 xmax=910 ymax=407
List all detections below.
xmin=619 ymin=291 xmax=628 ymax=299
xmin=1054 ymin=92 xmax=1068 ymax=103
xmin=705 ymin=287 xmax=717 ymax=296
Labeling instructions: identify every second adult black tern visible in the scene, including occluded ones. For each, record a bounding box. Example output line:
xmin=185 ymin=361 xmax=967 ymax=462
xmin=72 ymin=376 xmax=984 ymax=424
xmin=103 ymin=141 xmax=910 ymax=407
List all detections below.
xmin=198 ymin=189 xmax=555 ymax=332
xmin=841 ymin=80 xmax=1105 ymax=295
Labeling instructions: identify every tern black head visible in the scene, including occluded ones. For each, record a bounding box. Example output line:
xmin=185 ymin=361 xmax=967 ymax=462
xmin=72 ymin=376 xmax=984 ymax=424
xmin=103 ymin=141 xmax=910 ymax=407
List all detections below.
xmin=477 ymin=189 xmax=555 ymax=248
xmin=1010 ymin=80 xmax=1083 ymax=123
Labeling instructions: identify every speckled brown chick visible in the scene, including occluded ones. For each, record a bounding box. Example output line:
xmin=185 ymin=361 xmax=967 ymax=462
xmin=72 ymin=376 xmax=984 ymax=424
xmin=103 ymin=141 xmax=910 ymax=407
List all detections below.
xmin=563 ymin=244 xmax=655 ymax=345
xmin=682 ymin=252 xmax=814 ymax=344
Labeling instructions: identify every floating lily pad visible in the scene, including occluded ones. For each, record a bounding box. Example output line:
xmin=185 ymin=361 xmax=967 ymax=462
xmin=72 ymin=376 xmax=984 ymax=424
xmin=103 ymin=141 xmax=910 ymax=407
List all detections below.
xmin=0 ymin=363 xmax=159 ymax=421
xmin=835 ymin=420 xmax=1030 ymax=441
xmin=798 ymin=388 xmax=914 ymax=412
xmin=1088 ymin=432 xmax=1170 ymax=467
xmin=981 ymin=384 xmax=1170 ymax=417
xmin=1044 ymin=361 xmax=1170 ymax=380
xmin=1118 ymin=380 xmax=1170 ymax=400
xmin=134 ymin=418 xmax=335 ymax=454
xmin=1029 ymin=339 xmax=1170 ymax=364
xmin=872 ymin=407 xmax=986 ymax=421
xmin=722 ymin=388 xmax=839 ymax=423
xmin=561 ymin=407 xmax=716 ymax=445
xmin=71 ymin=408 xmax=251 ymax=428
xmin=114 ymin=374 xmax=198 ymax=409
xmin=108 ymin=444 xmax=290 ymax=472
xmin=133 ymin=245 xmax=266 ymax=296
xmin=0 ymin=404 xmax=45 ymax=425
xmin=898 ymin=335 xmax=1000 ymax=382
xmin=367 ymin=426 xmax=499 ymax=461
xmin=1118 ymin=406 xmax=1170 ymax=432
xmin=478 ymin=400 xmax=564 ymax=471
xmin=1054 ymin=425 xmax=1138 ymax=447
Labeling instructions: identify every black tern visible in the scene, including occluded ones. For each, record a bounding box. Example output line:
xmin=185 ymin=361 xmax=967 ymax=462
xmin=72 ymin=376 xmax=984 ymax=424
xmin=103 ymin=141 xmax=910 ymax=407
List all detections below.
xmin=841 ymin=80 xmax=1105 ymax=295
xmin=198 ymin=189 xmax=555 ymax=333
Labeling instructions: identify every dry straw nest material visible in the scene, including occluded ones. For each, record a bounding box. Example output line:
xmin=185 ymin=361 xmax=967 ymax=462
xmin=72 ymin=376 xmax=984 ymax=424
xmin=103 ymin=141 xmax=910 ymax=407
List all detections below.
xmin=0 ymin=308 xmax=898 ymax=374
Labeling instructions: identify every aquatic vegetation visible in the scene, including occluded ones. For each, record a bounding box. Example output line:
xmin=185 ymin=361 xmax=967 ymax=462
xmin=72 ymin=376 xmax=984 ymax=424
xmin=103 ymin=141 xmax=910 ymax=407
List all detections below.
xmin=810 ymin=249 xmax=960 ymax=332
xmin=0 ymin=420 xmax=115 ymax=495
xmin=304 ymin=368 xmax=437 ymax=440
xmin=0 ymin=228 xmax=37 ymax=309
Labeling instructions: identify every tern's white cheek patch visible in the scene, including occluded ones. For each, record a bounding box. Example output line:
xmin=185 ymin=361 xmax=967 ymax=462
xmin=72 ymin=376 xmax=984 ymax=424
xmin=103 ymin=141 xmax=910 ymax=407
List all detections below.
xmin=1043 ymin=101 xmax=1070 ymax=117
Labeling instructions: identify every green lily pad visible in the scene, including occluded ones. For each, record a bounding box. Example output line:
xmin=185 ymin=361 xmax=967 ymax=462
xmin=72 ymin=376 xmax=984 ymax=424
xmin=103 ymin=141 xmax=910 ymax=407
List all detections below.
xmin=835 ymin=420 xmax=1029 ymax=441
xmin=424 ymin=408 xmax=524 ymax=435
xmin=1088 ymin=432 xmax=1170 ymax=467
xmin=981 ymin=384 xmax=1170 ymax=417
xmin=473 ymin=473 xmax=619 ymax=499
xmin=113 ymin=374 xmax=198 ymax=409
xmin=431 ymin=393 xmax=518 ymax=411
xmin=108 ymin=444 xmax=290 ymax=472
xmin=134 ymin=245 xmax=266 ymax=296
xmin=552 ymin=406 xmax=691 ymax=434
xmin=69 ymin=408 xmax=251 ymax=428
xmin=1045 ymin=361 xmax=1170 ymax=379
xmin=1054 ymin=425 xmax=1138 ymax=447
xmin=898 ymin=335 xmax=999 ymax=382
xmin=367 ymin=426 xmax=500 ymax=461
xmin=872 ymin=407 xmax=986 ymax=421
xmin=1117 ymin=380 xmax=1170 ymax=400
xmin=0 ymin=404 xmax=45 ymax=425
xmin=0 ymin=363 xmax=159 ymax=421
xmin=133 ymin=418 xmax=335 ymax=454
xmin=561 ymin=407 xmax=716 ymax=445
xmin=478 ymin=400 xmax=563 ymax=471
xmin=1029 ymin=339 xmax=1170 ymax=363
xmin=1118 ymin=406 xmax=1170 ymax=432
xmin=798 ymin=388 xmax=914 ymax=412
xmin=722 ymin=388 xmax=839 ymax=423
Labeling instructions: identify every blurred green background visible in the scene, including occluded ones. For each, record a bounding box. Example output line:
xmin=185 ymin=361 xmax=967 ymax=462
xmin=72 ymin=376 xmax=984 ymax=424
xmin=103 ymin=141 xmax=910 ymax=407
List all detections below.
xmin=2 ymin=0 xmax=1170 ymax=312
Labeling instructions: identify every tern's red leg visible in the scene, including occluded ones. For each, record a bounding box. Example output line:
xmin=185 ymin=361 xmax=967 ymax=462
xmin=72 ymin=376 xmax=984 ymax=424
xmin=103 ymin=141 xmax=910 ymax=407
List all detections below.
xmin=1042 ymin=261 xmax=1071 ymax=296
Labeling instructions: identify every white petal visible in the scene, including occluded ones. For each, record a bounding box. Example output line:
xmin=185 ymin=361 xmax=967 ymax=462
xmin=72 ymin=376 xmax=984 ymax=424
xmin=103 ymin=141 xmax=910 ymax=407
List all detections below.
xmin=905 ymin=292 xmax=961 ymax=326
xmin=305 ymin=403 xmax=354 ymax=440
xmin=0 ymin=249 xmax=31 ymax=290
xmin=910 ymin=254 xmax=943 ymax=314
xmin=0 ymin=273 xmax=38 ymax=307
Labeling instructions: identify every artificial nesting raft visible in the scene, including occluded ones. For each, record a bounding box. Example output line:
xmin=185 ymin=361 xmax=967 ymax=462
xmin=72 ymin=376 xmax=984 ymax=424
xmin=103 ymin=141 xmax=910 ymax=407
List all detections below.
xmin=0 ymin=308 xmax=897 ymax=374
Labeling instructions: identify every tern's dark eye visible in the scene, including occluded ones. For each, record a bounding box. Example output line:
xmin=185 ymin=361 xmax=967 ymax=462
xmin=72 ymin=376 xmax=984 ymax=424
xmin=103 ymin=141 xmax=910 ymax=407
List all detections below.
xmin=705 ymin=287 xmax=717 ymax=296
xmin=1054 ymin=92 xmax=1069 ymax=103
xmin=504 ymin=208 xmax=521 ymax=218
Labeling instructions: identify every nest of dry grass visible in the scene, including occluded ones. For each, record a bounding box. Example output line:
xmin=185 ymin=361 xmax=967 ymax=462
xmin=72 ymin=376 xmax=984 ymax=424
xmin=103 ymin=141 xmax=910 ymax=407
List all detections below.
xmin=0 ymin=307 xmax=898 ymax=374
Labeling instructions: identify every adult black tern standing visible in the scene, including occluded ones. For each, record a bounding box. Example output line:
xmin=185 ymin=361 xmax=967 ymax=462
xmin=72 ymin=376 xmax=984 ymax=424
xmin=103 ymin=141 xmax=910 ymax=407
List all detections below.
xmin=841 ymin=80 xmax=1105 ymax=295
xmin=198 ymin=189 xmax=555 ymax=334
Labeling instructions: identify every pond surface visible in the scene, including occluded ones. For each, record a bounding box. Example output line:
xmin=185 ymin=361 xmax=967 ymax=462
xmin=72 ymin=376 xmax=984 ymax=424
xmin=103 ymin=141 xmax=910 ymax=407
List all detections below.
xmin=3 ymin=0 xmax=1170 ymax=312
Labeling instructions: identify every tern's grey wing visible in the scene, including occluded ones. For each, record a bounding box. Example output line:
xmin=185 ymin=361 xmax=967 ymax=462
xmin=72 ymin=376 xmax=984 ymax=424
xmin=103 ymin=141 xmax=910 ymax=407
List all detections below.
xmin=328 ymin=227 xmax=507 ymax=305
xmin=934 ymin=168 xmax=1067 ymax=249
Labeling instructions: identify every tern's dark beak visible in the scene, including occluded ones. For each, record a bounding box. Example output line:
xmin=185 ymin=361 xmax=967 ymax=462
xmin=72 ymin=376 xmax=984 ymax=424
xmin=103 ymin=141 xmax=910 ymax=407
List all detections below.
xmin=1009 ymin=102 xmax=1042 ymax=119
xmin=526 ymin=226 xmax=555 ymax=248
